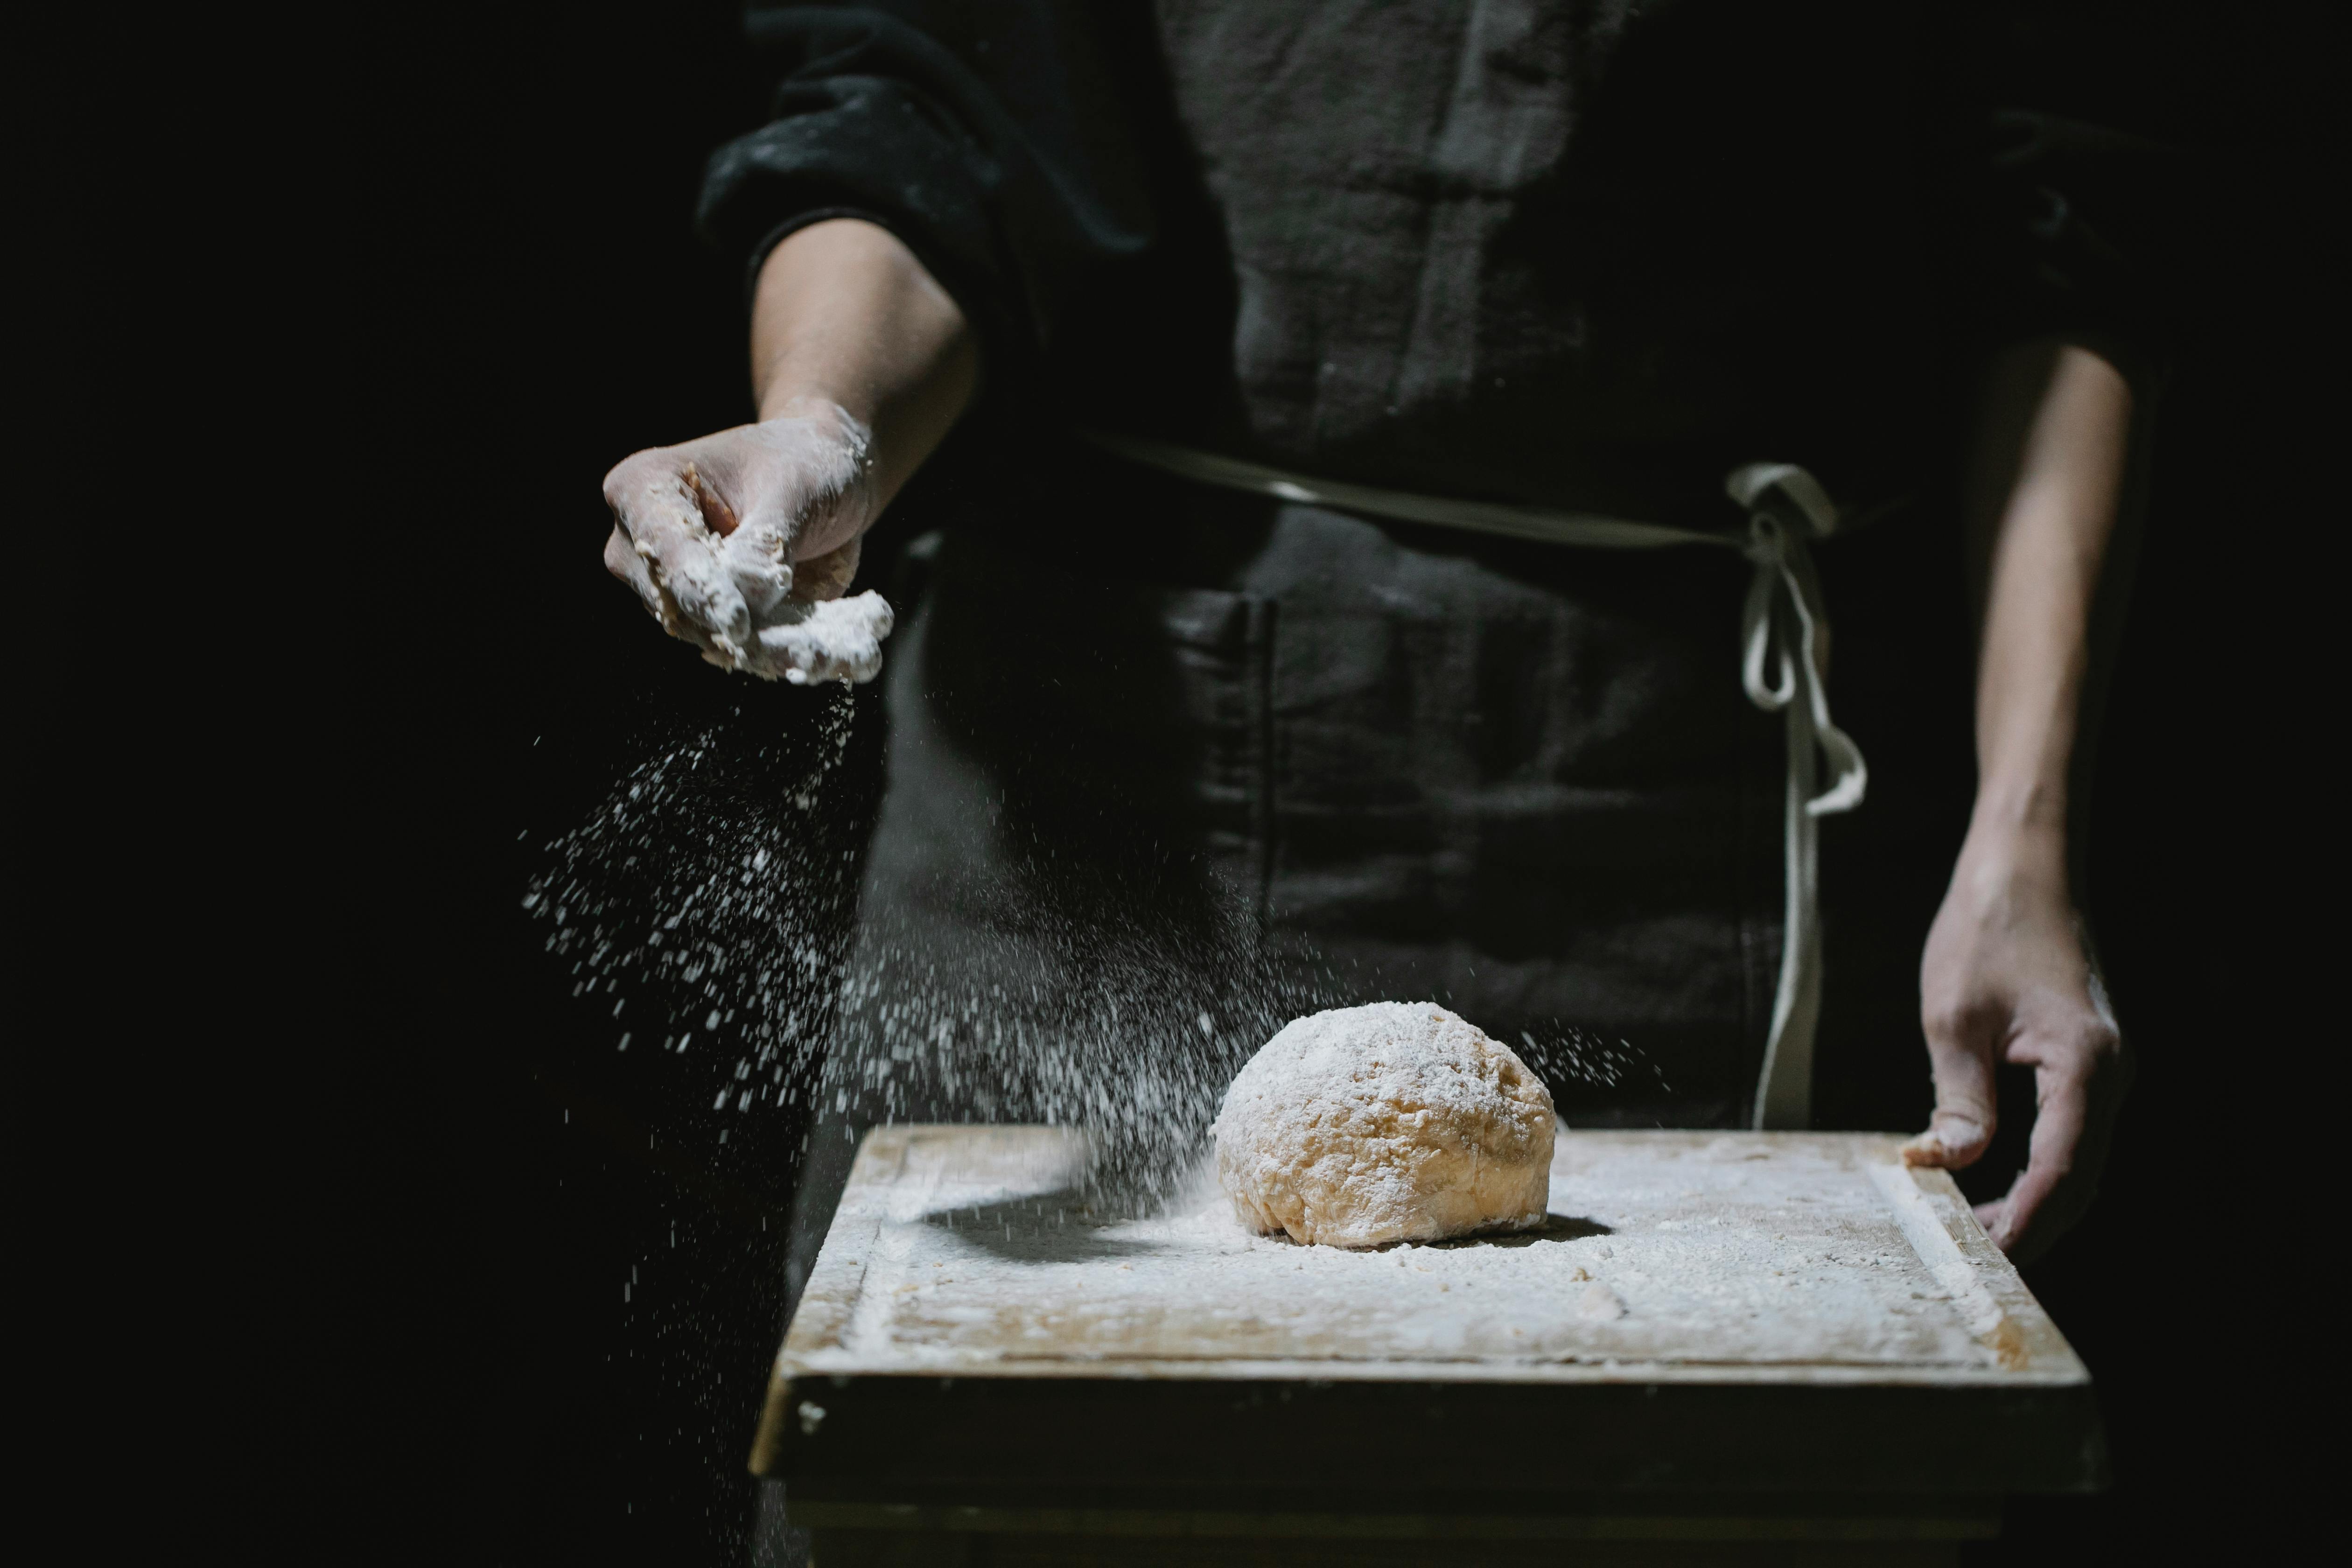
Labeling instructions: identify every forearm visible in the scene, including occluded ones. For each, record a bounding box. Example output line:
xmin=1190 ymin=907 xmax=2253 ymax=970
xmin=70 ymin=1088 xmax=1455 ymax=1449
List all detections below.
xmin=750 ymin=217 xmax=980 ymax=531
xmin=1906 ymin=341 xmax=2135 ymax=1249
xmin=1964 ymin=342 xmax=2134 ymax=854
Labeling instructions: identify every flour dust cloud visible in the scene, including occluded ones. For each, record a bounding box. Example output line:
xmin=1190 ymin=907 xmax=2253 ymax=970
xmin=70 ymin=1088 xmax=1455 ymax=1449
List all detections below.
xmin=524 ymin=687 xmax=1664 ymax=1198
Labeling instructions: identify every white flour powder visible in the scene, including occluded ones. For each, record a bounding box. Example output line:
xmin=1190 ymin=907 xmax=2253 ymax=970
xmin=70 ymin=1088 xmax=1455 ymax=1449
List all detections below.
xmin=746 ymin=591 xmax=895 ymax=686
xmin=811 ymin=1131 xmax=2021 ymax=1376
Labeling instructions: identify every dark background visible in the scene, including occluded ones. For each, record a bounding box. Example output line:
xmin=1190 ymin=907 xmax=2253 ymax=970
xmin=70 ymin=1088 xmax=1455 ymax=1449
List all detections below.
xmin=351 ymin=3 xmax=2331 ymax=1561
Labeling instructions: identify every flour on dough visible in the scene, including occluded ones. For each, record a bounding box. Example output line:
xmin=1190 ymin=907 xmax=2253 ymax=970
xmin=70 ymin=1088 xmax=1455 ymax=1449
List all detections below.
xmin=1211 ymin=1002 xmax=1555 ymax=1248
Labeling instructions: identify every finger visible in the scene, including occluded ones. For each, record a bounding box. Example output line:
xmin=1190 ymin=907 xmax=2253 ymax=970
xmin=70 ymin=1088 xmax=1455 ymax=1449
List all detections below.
xmin=605 ymin=525 xmax=722 ymax=656
xmin=603 ymin=525 xmax=682 ymax=627
xmin=682 ymin=458 xmax=807 ymax=619
xmin=602 ymin=524 xmax=656 ymax=606
xmin=1903 ymin=999 xmax=2001 ymax=1169
xmin=1987 ymin=1046 xmax=2091 ymax=1254
xmin=787 ymin=535 xmax=861 ymax=604
xmin=1985 ymin=1029 xmax=2117 ymax=1260
xmin=602 ymin=457 xmax=751 ymax=658
xmin=743 ymin=591 xmax=895 ymax=686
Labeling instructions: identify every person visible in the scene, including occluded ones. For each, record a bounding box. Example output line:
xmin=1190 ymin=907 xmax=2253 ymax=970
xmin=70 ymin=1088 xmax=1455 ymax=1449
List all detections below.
xmin=595 ymin=2 xmax=2160 ymax=1556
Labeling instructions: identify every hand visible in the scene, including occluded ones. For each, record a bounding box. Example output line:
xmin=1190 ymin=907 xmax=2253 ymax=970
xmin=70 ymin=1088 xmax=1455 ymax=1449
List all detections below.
xmin=1905 ymin=822 xmax=2128 ymax=1261
xmin=600 ymin=397 xmax=893 ymax=684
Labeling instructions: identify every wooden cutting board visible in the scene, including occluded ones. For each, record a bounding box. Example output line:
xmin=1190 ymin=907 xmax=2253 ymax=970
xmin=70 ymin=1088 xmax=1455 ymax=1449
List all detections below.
xmin=755 ymin=1125 xmax=2101 ymax=1517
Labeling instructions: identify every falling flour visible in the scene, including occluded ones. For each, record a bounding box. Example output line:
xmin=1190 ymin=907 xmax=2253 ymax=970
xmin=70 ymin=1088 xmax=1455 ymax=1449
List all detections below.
xmin=523 ymin=689 xmax=871 ymax=1117
xmin=524 ymin=628 xmax=1671 ymax=1202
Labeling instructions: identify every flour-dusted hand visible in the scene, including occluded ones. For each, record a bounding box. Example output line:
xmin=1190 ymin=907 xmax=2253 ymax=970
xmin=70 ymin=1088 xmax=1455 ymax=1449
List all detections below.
xmin=597 ymin=219 xmax=975 ymax=684
xmin=1904 ymin=825 xmax=2128 ymax=1261
xmin=601 ymin=398 xmax=892 ymax=683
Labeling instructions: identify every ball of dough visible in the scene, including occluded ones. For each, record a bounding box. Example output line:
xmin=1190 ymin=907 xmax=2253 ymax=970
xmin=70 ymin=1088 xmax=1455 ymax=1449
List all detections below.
xmin=1211 ymin=1002 xmax=1555 ymax=1248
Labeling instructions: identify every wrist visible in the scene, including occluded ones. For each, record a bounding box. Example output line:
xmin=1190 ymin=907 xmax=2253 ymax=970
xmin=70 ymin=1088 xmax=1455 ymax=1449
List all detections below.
xmin=756 ymin=375 xmax=876 ymax=429
xmin=1954 ymin=810 xmax=2068 ymax=898
xmin=754 ymin=342 xmax=970 ymax=510
xmin=755 ymin=392 xmax=871 ymax=444
xmin=1967 ymin=773 xmax=2068 ymax=836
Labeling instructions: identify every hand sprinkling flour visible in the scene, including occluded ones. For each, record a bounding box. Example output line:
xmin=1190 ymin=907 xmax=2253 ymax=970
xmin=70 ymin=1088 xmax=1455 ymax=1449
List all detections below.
xmin=601 ymin=398 xmax=894 ymax=684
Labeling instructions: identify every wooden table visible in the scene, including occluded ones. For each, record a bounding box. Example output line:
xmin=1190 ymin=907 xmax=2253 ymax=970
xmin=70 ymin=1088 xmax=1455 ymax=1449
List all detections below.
xmin=754 ymin=1127 xmax=2102 ymax=1564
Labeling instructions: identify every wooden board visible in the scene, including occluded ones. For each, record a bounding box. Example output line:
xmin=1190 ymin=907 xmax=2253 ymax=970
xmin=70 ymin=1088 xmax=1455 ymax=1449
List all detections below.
xmin=756 ymin=1126 xmax=2103 ymax=1503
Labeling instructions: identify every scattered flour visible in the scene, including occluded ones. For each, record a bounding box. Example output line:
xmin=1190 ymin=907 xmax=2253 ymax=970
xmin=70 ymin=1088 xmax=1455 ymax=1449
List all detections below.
xmin=1212 ymin=1003 xmax=1555 ymax=1247
xmin=746 ymin=591 xmax=894 ymax=686
xmin=800 ymin=1129 xmax=2025 ymax=1377
xmin=523 ymin=691 xmax=869 ymax=1111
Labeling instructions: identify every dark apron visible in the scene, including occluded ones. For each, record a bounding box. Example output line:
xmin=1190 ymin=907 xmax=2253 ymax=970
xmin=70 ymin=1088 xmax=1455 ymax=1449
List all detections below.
xmin=782 ymin=472 xmax=1915 ymax=1301
xmin=780 ymin=0 xmax=1986 ymax=1291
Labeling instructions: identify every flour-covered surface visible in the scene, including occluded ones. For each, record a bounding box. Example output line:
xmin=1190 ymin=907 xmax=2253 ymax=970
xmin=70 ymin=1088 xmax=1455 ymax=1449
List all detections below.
xmin=779 ymin=1126 xmax=2085 ymax=1389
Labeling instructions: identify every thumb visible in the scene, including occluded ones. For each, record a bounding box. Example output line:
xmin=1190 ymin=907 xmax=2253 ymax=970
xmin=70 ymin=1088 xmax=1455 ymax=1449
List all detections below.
xmin=1902 ymin=1000 xmax=2000 ymax=1170
xmin=786 ymin=535 xmax=862 ymax=604
xmin=719 ymin=510 xmax=796 ymax=619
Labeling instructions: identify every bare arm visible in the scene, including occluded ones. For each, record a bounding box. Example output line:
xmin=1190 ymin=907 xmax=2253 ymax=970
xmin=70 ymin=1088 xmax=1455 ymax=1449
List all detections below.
xmin=601 ymin=218 xmax=976 ymax=679
xmin=1908 ymin=340 xmax=2133 ymax=1257
xmin=1969 ymin=342 xmax=2133 ymax=840
xmin=748 ymin=218 xmax=980 ymax=552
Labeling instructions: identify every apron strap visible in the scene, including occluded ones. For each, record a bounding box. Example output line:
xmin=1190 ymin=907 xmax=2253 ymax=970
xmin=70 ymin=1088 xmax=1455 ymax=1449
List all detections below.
xmin=1726 ymin=464 xmax=1868 ymax=1129
xmin=1081 ymin=433 xmax=1869 ymax=1128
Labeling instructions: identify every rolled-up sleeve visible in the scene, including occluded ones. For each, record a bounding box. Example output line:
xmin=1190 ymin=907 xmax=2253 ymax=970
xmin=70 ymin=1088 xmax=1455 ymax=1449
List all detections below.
xmin=1952 ymin=105 xmax=2186 ymax=390
xmin=697 ymin=3 xmax=1155 ymax=391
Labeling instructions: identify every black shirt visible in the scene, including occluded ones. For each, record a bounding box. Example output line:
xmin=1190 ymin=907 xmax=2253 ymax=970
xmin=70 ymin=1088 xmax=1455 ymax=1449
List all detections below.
xmin=699 ymin=0 xmax=2169 ymax=527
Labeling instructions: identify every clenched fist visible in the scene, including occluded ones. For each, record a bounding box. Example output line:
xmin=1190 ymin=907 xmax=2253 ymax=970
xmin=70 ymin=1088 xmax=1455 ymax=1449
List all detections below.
xmin=601 ymin=398 xmax=894 ymax=685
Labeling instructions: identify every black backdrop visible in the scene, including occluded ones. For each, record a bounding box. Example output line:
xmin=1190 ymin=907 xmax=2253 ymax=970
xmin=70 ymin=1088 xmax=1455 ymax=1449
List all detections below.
xmin=351 ymin=4 xmax=2332 ymax=1561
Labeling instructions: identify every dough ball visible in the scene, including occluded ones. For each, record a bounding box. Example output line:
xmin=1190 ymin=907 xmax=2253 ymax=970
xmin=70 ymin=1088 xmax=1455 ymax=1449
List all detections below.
xmin=1211 ymin=1002 xmax=1555 ymax=1248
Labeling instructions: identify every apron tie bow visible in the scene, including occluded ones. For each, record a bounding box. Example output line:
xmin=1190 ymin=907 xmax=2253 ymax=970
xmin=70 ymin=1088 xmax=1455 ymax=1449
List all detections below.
xmin=1725 ymin=463 xmax=1868 ymax=1127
